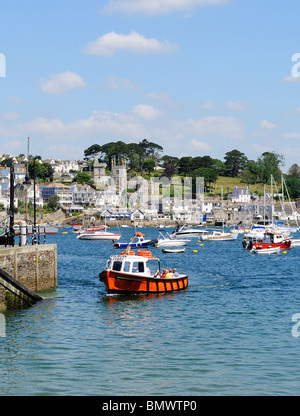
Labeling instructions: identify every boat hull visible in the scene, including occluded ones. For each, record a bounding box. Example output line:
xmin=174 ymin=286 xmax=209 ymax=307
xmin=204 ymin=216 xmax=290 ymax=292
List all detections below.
xmin=162 ymin=248 xmax=186 ymax=253
xmin=157 ymin=239 xmax=190 ymax=247
xmin=243 ymin=241 xmax=291 ymax=250
xmin=114 ymin=241 xmax=152 ymax=249
xmin=202 ymin=233 xmax=238 ymax=241
xmin=250 ymin=247 xmax=281 ymax=255
xmin=173 ymin=231 xmax=202 ymax=239
xmin=100 ymin=270 xmax=188 ymax=294
xmin=77 ymin=233 xmax=122 ymax=240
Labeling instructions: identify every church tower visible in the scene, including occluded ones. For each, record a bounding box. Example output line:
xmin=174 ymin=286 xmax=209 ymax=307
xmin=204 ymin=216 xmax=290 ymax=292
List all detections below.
xmin=111 ymin=157 xmax=127 ymax=194
xmin=93 ymin=153 xmax=107 ymax=187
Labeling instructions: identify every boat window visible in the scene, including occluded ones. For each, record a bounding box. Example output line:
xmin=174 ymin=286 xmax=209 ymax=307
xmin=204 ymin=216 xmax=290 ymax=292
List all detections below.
xmin=123 ymin=261 xmax=131 ymax=273
xmin=112 ymin=261 xmax=122 ymax=272
xmin=132 ymin=262 xmax=145 ymax=273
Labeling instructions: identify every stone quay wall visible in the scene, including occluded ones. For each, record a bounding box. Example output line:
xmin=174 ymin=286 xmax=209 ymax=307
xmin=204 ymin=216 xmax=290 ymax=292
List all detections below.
xmin=0 ymin=244 xmax=57 ymax=310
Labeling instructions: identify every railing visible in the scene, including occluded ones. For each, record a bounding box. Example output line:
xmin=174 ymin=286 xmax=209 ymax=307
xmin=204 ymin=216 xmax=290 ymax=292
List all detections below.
xmin=0 ymin=225 xmax=47 ymax=247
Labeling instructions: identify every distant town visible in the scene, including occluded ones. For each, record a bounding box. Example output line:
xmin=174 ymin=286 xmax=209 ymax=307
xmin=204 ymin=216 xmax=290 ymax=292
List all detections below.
xmin=0 ymin=149 xmax=299 ymax=227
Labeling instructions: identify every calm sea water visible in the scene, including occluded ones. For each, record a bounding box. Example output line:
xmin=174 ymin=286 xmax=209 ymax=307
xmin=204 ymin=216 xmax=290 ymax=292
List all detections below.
xmin=1 ymin=226 xmax=300 ymax=396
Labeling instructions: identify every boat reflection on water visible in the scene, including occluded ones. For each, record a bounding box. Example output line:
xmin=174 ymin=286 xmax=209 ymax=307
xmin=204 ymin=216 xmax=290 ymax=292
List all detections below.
xmin=101 ymin=289 xmax=188 ymax=306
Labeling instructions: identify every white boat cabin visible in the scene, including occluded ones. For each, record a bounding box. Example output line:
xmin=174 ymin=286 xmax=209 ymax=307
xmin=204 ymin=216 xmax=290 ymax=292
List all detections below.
xmin=105 ymin=253 xmax=159 ymax=277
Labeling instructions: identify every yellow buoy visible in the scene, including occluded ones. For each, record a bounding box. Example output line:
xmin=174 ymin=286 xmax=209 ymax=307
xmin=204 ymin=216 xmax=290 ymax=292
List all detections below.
xmin=282 ymin=251 xmax=287 ymax=254
xmin=199 ymin=244 xmax=204 ymax=247
xmin=62 ymin=231 xmax=68 ymax=234
xmin=193 ymin=250 xmax=198 ymax=253
xmin=156 ymin=245 xmax=160 ymax=248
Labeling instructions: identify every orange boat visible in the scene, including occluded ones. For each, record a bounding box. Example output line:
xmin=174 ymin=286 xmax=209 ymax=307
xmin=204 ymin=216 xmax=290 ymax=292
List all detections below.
xmin=99 ymin=249 xmax=188 ymax=295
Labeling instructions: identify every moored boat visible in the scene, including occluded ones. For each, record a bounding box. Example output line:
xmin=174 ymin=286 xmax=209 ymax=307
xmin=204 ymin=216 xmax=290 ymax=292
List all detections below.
xmin=77 ymin=230 xmax=122 ymax=240
xmin=162 ymin=247 xmax=186 ymax=253
xmin=99 ymin=249 xmax=188 ymax=295
xmin=153 ymin=230 xmax=191 ymax=247
xmin=250 ymin=246 xmax=281 ymax=255
xmin=113 ymin=232 xmax=152 ymax=249
xmin=201 ymin=230 xmax=239 ymax=241
xmin=171 ymin=224 xmax=207 ymax=239
xmin=243 ymin=231 xmax=292 ymax=250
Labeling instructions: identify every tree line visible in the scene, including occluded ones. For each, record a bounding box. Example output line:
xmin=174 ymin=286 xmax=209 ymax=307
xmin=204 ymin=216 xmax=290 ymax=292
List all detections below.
xmin=2 ymin=141 xmax=300 ymax=199
xmin=83 ymin=141 xmax=300 ymax=198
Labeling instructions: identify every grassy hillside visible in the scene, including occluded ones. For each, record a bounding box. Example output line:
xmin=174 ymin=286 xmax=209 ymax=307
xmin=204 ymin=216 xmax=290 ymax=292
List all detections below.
xmin=213 ymin=177 xmax=270 ymax=196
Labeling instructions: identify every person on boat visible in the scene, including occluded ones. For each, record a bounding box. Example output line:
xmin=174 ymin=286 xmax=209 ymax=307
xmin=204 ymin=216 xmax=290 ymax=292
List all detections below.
xmin=172 ymin=268 xmax=179 ymax=277
xmin=161 ymin=269 xmax=167 ymax=278
xmin=154 ymin=269 xmax=160 ymax=278
xmin=165 ymin=269 xmax=173 ymax=279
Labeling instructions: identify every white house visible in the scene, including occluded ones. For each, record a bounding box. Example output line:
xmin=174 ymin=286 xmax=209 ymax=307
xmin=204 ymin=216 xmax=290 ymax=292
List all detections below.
xmin=230 ymin=186 xmax=251 ymax=203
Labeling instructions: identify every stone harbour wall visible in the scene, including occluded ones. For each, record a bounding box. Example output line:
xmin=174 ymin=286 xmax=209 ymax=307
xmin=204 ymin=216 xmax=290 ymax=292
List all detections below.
xmin=0 ymin=244 xmax=57 ymax=310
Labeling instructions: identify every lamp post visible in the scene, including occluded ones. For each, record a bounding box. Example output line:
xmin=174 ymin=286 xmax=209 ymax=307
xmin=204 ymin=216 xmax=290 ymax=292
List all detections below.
xmin=23 ymin=158 xmax=37 ymax=244
xmin=32 ymin=158 xmax=37 ymax=245
xmin=9 ymin=164 xmax=15 ymax=246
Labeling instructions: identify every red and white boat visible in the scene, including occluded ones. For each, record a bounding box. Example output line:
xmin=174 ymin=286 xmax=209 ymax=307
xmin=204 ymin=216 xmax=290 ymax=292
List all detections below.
xmin=77 ymin=229 xmax=121 ymax=240
xmin=99 ymin=249 xmax=188 ymax=295
xmin=84 ymin=226 xmax=106 ymax=232
xmin=242 ymin=231 xmax=292 ymax=251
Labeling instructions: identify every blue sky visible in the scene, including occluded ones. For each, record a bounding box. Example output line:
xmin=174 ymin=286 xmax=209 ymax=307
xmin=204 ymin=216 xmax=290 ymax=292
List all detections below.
xmin=1 ymin=0 xmax=300 ymax=171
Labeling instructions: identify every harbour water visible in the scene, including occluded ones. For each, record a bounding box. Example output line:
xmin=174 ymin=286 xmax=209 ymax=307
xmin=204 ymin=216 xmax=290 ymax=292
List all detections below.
xmin=1 ymin=226 xmax=300 ymax=396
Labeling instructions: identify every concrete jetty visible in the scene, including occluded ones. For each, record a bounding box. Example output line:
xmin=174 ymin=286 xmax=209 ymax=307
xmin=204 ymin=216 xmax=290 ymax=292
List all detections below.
xmin=0 ymin=244 xmax=57 ymax=310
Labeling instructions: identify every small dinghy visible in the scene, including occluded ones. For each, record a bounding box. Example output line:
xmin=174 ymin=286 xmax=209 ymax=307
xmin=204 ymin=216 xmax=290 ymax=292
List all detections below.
xmin=162 ymin=247 xmax=186 ymax=254
xmin=250 ymin=246 xmax=281 ymax=255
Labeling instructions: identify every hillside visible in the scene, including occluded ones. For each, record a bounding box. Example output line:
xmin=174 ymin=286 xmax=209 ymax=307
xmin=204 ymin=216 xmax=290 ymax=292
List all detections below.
xmin=213 ymin=177 xmax=271 ymax=196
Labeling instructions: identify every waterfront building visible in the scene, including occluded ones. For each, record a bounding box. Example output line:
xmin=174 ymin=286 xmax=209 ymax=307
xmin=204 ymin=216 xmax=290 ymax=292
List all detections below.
xmin=230 ymin=186 xmax=251 ymax=203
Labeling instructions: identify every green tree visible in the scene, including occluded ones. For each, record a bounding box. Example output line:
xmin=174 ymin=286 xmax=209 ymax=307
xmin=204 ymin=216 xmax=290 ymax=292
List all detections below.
xmin=48 ymin=194 xmax=60 ymax=210
xmin=240 ymin=160 xmax=260 ymax=185
xmin=288 ymin=163 xmax=300 ymax=179
xmin=285 ymin=176 xmax=300 ymax=199
xmin=178 ymin=157 xmax=193 ymax=176
xmin=161 ymin=155 xmax=179 ymax=168
xmin=193 ymin=167 xmax=218 ymax=192
xmin=84 ymin=144 xmax=102 ymax=160
xmin=212 ymin=159 xmax=226 ymax=175
xmin=28 ymin=159 xmax=53 ymax=182
xmin=256 ymin=151 xmax=284 ymax=183
xmin=72 ymin=172 xmax=93 ymax=185
xmin=143 ymin=158 xmax=156 ymax=175
xmin=224 ymin=150 xmax=248 ymax=177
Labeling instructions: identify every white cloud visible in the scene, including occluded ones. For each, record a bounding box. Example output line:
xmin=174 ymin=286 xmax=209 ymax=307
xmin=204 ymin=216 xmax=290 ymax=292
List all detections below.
xmin=186 ymin=116 xmax=244 ymax=139
xmin=224 ymin=101 xmax=248 ymax=111
xmin=101 ymin=0 xmax=230 ymax=15
xmin=189 ymin=139 xmax=211 ymax=152
xmin=259 ymin=120 xmax=277 ymax=130
xmin=39 ymin=71 xmax=86 ymax=95
xmin=132 ymin=104 xmax=162 ymax=120
xmin=102 ymin=76 xmax=140 ymax=90
xmin=283 ymin=132 xmax=300 ymax=140
xmin=201 ymin=102 xmax=219 ymax=112
xmin=83 ymin=31 xmax=178 ymax=56
xmin=2 ymin=112 xmax=20 ymax=121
